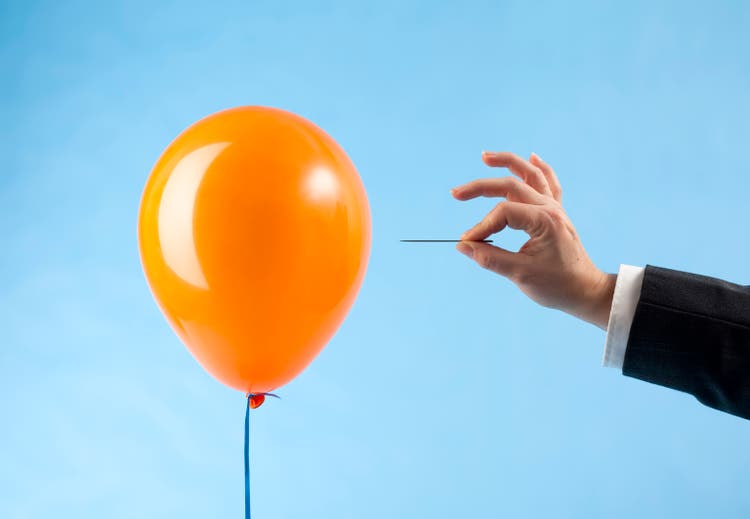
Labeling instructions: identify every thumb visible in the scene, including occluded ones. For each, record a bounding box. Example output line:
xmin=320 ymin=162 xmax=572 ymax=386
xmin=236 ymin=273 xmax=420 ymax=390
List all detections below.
xmin=456 ymin=241 xmax=519 ymax=278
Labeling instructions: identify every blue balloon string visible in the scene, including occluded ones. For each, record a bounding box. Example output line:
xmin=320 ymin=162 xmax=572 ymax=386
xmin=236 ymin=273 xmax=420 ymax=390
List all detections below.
xmin=244 ymin=395 xmax=251 ymax=519
xmin=244 ymin=392 xmax=281 ymax=518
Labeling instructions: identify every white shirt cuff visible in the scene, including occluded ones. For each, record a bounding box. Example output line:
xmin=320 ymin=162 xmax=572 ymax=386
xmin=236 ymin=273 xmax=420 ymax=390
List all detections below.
xmin=602 ymin=264 xmax=645 ymax=369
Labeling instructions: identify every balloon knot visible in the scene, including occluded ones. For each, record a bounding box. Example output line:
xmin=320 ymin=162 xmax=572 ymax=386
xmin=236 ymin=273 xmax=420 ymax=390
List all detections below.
xmin=246 ymin=392 xmax=280 ymax=409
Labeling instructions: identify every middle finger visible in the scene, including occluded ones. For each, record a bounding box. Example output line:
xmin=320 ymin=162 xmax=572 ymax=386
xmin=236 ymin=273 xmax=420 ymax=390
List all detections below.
xmin=482 ymin=151 xmax=552 ymax=196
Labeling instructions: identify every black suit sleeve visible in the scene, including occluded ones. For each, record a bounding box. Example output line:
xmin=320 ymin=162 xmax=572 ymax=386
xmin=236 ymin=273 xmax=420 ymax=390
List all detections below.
xmin=622 ymin=265 xmax=750 ymax=419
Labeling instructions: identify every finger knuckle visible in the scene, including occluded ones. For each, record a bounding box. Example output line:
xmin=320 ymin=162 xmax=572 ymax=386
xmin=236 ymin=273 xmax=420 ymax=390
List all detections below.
xmin=481 ymin=214 xmax=496 ymax=230
xmin=506 ymin=177 xmax=523 ymax=190
xmin=531 ymin=167 xmax=546 ymax=182
xmin=545 ymin=206 xmax=565 ymax=223
xmin=475 ymin=252 xmax=493 ymax=269
xmin=489 ymin=202 xmax=507 ymax=220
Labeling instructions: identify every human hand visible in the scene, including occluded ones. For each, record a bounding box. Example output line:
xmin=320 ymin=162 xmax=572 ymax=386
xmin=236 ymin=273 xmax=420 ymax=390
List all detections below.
xmin=452 ymin=152 xmax=616 ymax=330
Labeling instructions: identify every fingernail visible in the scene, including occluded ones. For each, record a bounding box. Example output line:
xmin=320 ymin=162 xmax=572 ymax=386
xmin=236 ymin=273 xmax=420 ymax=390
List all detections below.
xmin=450 ymin=187 xmax=459 ymax=196
xmin=460 ymin=231 xmax=469 ymax=240
xmin=531 ymin=152 xmax=542 ymax=162
xmin=456 ymin=242 xmax=473 ymax=259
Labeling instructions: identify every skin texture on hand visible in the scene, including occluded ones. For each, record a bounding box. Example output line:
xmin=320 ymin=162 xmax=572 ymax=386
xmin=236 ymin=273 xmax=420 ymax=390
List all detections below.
xmin=452 ymin=151 xmax=616 ymax=330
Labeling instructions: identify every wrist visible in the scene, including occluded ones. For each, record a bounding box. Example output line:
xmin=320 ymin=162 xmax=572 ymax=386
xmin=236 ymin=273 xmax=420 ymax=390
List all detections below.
xmin=568 ymin=270 xmax=617 ymax=330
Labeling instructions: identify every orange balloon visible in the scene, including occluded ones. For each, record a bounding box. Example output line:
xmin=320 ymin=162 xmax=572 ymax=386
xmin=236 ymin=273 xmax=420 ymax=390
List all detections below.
xmin=138 ymin=106 xmax=371 ymax=394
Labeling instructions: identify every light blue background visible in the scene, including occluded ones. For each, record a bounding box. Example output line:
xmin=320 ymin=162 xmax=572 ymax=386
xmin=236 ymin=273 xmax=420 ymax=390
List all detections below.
xmin=2 ymin=1 xmax=749 ymax=517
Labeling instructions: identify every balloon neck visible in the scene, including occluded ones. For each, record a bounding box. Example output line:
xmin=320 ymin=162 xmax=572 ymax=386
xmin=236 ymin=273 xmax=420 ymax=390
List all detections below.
xmin=246 ymin=392 xmax=280 ymax=409
xmin=248 ymin=394 xmax=265 ymax=409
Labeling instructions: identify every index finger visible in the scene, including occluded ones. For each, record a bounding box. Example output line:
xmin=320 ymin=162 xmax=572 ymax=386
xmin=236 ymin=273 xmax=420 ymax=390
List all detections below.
xmin=461 ymin=201 xmax=546 ymax=241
